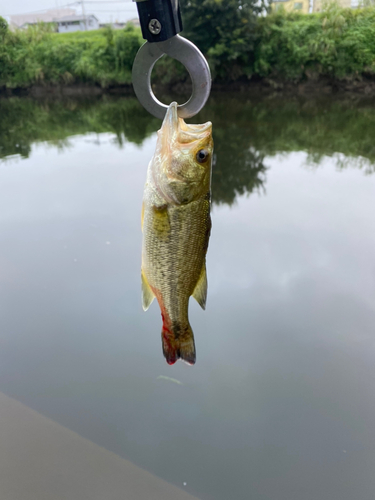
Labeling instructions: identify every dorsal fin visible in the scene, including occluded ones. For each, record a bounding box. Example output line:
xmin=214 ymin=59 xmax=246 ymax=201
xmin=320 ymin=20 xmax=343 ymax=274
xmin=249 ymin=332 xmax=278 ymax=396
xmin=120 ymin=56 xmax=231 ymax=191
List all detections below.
xmin=192 ymin=262 xmax=208 ymax=310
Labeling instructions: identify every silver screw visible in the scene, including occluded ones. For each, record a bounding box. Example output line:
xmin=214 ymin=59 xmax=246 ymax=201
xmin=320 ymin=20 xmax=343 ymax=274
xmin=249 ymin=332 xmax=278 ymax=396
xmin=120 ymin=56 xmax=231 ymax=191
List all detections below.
xmin=148 ymin=18 xmax=161 ymax=35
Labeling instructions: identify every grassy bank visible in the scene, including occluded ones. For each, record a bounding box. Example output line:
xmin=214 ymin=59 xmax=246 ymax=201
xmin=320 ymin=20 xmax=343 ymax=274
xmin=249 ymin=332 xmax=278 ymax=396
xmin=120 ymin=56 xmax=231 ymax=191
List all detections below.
xmin=254 ymin=4 xmax=375 ymax=83
xmin=1 ymin=5 xmax=375 ymax=90
xmin=0 ymin=22 xmax=142 ymax=88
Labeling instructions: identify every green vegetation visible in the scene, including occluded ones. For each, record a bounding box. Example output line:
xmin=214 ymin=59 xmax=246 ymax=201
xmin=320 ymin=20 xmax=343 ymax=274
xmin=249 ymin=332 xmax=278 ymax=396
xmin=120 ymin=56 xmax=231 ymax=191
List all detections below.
xmin=183 ymin=1 xmax=375 ymax=83
xmin=1 ymin=95 xmax=374 ymax=205
xmin=0 ymin=20 xmax=142 ymax=88
xmin=1 ymin=3 xmax=375 ymax=89
xmin=180 ymin=0 xmax=267 ymax=80
xmin=254 ymin=4 xmax=375 ymax=81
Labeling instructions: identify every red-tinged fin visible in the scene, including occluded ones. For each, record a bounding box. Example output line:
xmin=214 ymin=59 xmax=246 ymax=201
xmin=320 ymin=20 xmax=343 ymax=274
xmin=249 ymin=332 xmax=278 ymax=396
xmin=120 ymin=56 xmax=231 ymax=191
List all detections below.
xmin=161 ymin=320 xmax=196 ymax=366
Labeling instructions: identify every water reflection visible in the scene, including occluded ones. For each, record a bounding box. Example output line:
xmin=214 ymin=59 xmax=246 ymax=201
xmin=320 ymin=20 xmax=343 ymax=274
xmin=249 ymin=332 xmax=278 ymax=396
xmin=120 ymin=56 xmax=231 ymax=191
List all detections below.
xmin=197 ymin=94 xmax=375 ymax=177
xmin=0 ymin=96 xmax=159 ymax=160
xmin=1 ymin=92 xmax=375 ymax=500
xmin=1 ymin=94 xmax=374 ymax=207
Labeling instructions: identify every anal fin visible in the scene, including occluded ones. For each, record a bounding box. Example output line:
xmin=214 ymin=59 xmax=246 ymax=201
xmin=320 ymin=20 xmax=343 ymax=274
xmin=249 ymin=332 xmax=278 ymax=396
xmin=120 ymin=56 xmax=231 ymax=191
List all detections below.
xmin=141 ymin=270 xmax=155 ymax=311
xmin=192 ymin=262 xmax=208 ymax=310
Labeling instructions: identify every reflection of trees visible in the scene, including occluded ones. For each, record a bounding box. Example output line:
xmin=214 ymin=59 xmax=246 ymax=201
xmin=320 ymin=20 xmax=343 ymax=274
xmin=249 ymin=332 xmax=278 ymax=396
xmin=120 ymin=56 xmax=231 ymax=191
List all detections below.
xmin=211 ymin=131 xmax=267 ymax=206
xmin=0 ymin=94 xmax=267 ymax=206
xmin=236 ymin=95 xmax=375 ymax=174
xmin=199 ymin=94 xmax=375 ymax=201
xmin=0 ymin=97 xmax=160 ymax=160
xmin=0 ymin=100 xmax=33 ymax=159
xmin=196 ymin=97 xmax=268 ymax=205
xmin=1 ymin=93 xmax=375 ymax=204
xmin=88 ymin=97 xmax=159 ymax=146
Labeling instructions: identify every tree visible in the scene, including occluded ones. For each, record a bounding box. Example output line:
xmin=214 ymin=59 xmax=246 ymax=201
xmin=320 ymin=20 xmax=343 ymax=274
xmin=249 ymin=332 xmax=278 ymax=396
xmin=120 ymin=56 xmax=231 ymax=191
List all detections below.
xmin=0 ymin=16 xmax=8 ymax=40
xmin=180 ymin=0 xmax=269 ymax=80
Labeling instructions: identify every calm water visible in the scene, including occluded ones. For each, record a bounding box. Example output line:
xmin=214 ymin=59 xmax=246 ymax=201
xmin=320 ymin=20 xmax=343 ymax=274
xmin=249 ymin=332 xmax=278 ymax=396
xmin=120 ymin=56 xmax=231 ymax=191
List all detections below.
xmin=0 ymin=93 xmax=375 ymax=500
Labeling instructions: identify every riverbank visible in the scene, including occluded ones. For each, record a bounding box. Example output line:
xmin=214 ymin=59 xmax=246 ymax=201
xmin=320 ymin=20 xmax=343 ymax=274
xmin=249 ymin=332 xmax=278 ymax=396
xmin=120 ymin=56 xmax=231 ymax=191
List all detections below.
xmin=2 ymin=74 xmax=375 ymax=99
xmin=1 ymin=5 xmax=375 ymax=95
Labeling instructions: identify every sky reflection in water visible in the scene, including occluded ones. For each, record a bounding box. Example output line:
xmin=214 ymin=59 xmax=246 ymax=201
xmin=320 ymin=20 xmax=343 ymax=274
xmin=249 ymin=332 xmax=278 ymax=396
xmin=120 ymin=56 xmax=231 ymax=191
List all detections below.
xmin=0 ymin=94 xmax=374 ymax=500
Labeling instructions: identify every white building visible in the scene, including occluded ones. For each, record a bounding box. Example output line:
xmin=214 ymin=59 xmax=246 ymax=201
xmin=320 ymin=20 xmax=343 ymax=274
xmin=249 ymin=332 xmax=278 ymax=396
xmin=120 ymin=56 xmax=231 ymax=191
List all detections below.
xmin=56 ymin=15 xmax=99 ymax=33
xmin=9 ymin=9 xmax=76 ymax=29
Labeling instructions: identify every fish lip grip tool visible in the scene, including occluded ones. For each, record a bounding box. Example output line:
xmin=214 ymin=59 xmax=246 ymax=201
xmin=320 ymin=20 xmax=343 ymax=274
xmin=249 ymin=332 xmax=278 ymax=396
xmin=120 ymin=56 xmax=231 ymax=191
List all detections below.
xmin=132 ymin=0 xmax=211 ymax=120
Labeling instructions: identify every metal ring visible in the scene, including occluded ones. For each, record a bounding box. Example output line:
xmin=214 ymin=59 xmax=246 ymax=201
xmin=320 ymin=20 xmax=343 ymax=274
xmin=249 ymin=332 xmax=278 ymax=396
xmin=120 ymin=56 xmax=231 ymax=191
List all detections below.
xmin=132 ymin=35 xmax=211 ymax=120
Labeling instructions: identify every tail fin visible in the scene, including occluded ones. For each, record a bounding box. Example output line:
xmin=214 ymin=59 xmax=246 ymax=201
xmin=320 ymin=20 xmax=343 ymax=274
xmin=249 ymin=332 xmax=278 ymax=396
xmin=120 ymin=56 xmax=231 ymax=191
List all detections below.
xmin=161 ymin=323 xmax=196 ymax=366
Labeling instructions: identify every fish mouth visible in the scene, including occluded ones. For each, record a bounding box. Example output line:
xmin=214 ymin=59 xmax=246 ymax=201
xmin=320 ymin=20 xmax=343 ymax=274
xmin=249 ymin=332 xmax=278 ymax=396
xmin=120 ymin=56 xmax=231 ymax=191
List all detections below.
xmin=180 ymin=121 xmax=212 ymax=133
xmin=161 ymin=102 xmax=212 ymax=144
xmin=162 ymin=102 xmax=179 ymax=137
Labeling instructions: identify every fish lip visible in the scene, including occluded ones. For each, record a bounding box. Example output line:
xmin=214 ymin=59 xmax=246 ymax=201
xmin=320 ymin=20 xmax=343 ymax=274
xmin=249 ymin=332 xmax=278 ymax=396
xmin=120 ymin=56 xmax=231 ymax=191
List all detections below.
xmin=162 ymin=102 xmax=212 ymax=139
xmin=161 ymin=101 xmax=179 ymax=136
xmin=185 ymin=121 xmax=212 ymax=133
xmin=177 ymin=124 xmax=212 ymax=147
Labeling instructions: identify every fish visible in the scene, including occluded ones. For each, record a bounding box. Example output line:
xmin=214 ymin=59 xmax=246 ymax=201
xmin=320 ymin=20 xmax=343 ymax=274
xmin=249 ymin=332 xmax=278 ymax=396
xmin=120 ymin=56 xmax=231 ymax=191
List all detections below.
xmin=141 ymin=102 xmax=213 ymax=365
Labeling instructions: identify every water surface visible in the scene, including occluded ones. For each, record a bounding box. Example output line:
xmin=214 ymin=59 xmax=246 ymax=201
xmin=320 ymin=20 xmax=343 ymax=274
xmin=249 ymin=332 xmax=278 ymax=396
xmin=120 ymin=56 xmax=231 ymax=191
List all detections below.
xmin=0 ymin=94 xmax=375 ymax=500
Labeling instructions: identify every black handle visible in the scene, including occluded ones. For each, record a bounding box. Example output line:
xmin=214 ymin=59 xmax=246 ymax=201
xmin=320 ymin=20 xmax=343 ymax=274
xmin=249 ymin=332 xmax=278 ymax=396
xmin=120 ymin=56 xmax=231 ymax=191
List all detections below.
xmin=134 ymin=0 xmax=183 ymax=43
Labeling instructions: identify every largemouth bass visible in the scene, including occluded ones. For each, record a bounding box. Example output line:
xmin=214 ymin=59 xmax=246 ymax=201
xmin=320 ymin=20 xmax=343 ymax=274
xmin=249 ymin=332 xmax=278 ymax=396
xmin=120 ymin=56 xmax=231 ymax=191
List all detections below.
xmin=141 ymin=102 xmax=213 ymax=365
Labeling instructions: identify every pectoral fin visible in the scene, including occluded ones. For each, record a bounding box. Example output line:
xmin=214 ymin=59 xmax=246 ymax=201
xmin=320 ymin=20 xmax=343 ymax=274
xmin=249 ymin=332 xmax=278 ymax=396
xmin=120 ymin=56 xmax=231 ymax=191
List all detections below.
xmin=192 ymin=262 xmax=208 ymax=310
xmin=141 ymin=270 xmax=155 ymax=311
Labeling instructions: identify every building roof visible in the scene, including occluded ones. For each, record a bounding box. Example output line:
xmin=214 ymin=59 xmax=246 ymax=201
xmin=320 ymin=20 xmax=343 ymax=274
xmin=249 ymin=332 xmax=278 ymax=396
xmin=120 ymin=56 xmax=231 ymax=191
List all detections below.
xmin=56 ymin=14 xmax=98 ymax=23
xmin=10 ymin=9 xmax=76 ymax=28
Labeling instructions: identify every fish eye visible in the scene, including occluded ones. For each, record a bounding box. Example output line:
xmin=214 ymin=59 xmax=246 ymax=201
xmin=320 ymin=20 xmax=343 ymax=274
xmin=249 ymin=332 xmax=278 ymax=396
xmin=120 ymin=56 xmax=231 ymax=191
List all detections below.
xmin=196 ymin=149 xmax=209 ymax=163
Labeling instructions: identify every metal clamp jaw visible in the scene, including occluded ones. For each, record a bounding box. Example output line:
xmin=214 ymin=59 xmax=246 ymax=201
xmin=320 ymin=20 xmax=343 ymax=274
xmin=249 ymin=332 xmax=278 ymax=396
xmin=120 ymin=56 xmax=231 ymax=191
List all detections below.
xmin=134 ymin=0 xmax=183 ymax=43
xmin=132 ymin=0 xmax=211 ymax=120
